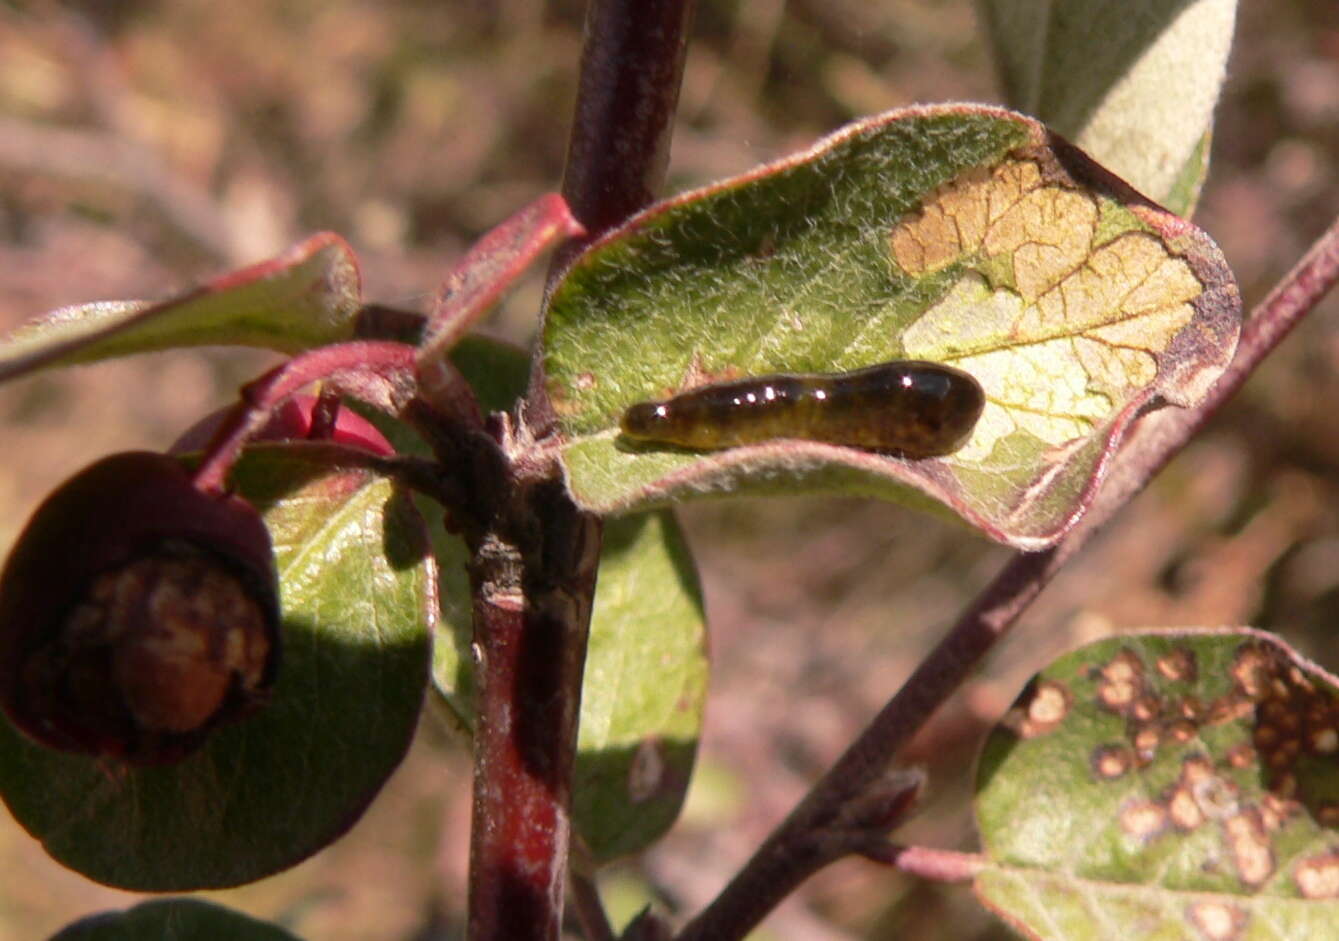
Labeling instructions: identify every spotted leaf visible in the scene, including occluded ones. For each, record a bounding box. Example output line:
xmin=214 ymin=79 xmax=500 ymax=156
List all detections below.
xmin=975 ymin=629 xmax=1339 ymax=939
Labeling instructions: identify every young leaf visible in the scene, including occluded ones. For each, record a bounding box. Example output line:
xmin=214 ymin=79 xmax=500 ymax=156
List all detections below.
xmin=0 ymin=233 xmax=361 ymax=384
xmin=0 ymin=447 xmax=432 ymax=890
xmin=543 ymin=104 xmax=1241 ymax=548
xmin=50 ymin=898 xmax=299 ymax=941
xmin=408 ymin=339 xmax=709 ymax=863
xmin=975 ymin=629 xmax=1339 ymax=938
xmin=979 ymin=0 xmax=1237 ymax=215
xmin=416 ymin=193 xmax=584 ymax=365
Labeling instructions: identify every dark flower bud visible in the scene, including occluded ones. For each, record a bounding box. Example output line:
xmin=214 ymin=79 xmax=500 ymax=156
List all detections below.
xmin=0 ymin=452 xmax=280 ymax=764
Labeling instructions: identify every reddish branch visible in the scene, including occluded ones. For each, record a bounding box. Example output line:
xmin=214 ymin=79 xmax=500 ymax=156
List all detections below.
xmin=676 ymin=218 xmax=1339 ymax=940
xmin=556 ymin=0 xmax=696 ymax=256
xmin=464 ymin=2 xmax=695 ymax=940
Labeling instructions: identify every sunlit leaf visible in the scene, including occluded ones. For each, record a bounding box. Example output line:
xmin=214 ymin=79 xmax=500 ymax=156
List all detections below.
xmin=980 ymin=0 xmax=1237 ymax=215
xmin=975 ymin=629 xmax=1339 ymax=939
xmin=543 ymin=104 xmax=1240 ymax=548
xmin=0 ymin=233 xmax=361 ymax=384
xmin=50 ymin=898 xmax=299 ymax=941
xmin=0 ymin=447 xmax=431 ymax=889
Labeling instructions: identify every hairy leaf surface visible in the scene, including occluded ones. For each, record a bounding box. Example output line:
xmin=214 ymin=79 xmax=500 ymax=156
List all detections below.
xmin=544 ymin=105 xmax=1241 ymax=547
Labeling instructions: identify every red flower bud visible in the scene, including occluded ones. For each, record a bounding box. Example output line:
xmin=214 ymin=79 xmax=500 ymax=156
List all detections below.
xmin=170 ymin=395 xmax=394 ymax=456
xmin=0 ymin=452 xmax=280 ymax=764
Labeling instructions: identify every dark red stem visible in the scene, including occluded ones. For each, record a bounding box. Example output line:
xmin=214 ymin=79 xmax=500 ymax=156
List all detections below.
xmin=557 ymin=0 xmax=696 ymax=253
xmin=465 ymin=2 xmax=695 ymax=940
xmin=676 ymin=217 xmax=1339 ymax=940
xmin=466 ymin=481 xmax=602 ymax=940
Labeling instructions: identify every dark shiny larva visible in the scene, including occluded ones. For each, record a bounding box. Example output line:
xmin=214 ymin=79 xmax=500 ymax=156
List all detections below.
xmin=620 ymin=360 xmax=984 ymax=458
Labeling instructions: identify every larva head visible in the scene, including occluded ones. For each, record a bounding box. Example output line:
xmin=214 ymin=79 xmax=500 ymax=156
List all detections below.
xmin=881 ymin=361 xmax=985 ymax=457
xmin=0 ymin=452 xmax=280 ymax=765
xmin=620 ymin=400 xmax=675 ymax=443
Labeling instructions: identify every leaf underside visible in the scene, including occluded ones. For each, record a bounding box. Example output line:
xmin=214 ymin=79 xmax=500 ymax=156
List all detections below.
xmin=975 ymin=629 xmax=1339 ymax=939
xmin=979 ymin=0 xmax=1237 ymax=217
xmin=543 ymin=104 xmax=1241 ymax=549
xmin=0 ymin=232 xmax=361 ymax=385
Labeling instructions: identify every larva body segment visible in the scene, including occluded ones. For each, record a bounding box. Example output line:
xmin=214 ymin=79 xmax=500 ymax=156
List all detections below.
xmin=620 ymin=360 xmax=984 ymax=458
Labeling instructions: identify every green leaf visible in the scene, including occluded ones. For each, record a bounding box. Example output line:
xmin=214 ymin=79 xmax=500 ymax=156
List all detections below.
xmin=416 ymin=340 xmax=709 ymax=863
xmin=569 ymin=510 xmax=708 ymax=862
xmin=449 ymin=334 xmax=534 ymax=415
xmin=0 ymin=447 xmax=432 ymax=890
xmin=0 ymin=233 xmax=361 ymax=384
xmin=975 ymin=629 xmax=1339 ymax=939
xmin=543 ymin=104 xmax=1241 ymax=548
xmin=979 ymin=0 xmax=1237 ymax=215
xmin=49 ymin=898 xmax=299 ymax=941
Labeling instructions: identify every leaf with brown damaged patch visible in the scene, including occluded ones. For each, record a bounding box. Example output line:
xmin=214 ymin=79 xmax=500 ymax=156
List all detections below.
xmin=544 ymin=104 xmax=1240 ymax=548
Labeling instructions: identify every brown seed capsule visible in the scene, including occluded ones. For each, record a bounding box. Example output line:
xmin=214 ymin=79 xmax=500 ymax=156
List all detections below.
xmin=620 ymin=360 xmax=984 ymax=458
xmin=0 ymin=452 xmax=280 ymax=764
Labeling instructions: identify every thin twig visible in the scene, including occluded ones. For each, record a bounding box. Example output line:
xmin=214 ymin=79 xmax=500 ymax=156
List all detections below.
xmin=861 ymin=844 xmax=987 ymax=884
xmin=676 ymin=217 xmax=1339 ymax=940
xmin=0 ymin=116 xmax=237 ymax=263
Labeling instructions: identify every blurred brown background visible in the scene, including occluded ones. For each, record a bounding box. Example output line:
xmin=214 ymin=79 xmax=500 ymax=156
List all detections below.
xmin=0 ymin=1 xmax=1337 ymax=938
